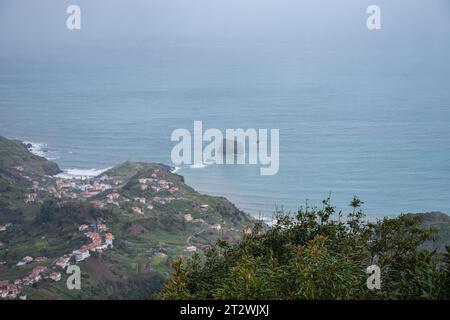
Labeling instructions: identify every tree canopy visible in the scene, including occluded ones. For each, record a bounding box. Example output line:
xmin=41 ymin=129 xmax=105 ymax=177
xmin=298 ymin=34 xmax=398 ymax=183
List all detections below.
xmin=160 ymin=197 xmax=450 ymax=300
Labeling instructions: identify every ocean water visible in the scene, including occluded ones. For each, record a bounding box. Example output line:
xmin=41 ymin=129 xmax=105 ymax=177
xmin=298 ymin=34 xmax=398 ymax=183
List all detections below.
xmin=1 ymin=43 xmax=449 ymax=220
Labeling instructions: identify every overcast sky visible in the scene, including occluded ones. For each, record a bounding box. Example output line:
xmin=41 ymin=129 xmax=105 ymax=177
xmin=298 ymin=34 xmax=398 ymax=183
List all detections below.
xmin=0 ymin=0 xmax=449 ymax=57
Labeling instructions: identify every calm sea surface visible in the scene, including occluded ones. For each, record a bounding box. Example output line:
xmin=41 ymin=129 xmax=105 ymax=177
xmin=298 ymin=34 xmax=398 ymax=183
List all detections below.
xmin=1 ymin=43 xmax=449 ymax=220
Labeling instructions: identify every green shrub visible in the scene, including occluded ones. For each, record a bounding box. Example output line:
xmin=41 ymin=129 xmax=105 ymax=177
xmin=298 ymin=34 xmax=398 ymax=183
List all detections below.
xmin=160 ymin=197 xmax=449 ymax=300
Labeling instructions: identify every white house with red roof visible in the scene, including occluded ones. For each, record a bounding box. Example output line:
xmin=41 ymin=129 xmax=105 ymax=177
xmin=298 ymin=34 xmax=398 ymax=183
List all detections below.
xmin=50 ymin=272 xmax=61 ymax=282
xmin=78 ymin=224 xmax=89 ymax=232
xmin=105 ymin=232 xmax=114 ymax=248
xmin=16 ymin=256 xmax=33 ymax=266
xmin=185 ymin=246 xmax=197 ymax=252
xmin=73 ymin=249 xmax=90 ymax=262
xmin=55 ymin=256 xmax=71 ymax=269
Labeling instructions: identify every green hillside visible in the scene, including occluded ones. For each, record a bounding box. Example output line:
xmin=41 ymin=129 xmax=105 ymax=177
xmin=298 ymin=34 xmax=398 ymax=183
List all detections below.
xmin=0 ymin=137 xmax=61 ymax=178
xmin=0 ymin=136 xmax=255 ymax=299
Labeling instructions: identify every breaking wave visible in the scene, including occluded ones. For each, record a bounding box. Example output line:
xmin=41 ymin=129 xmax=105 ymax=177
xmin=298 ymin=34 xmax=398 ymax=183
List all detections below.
xmin=56 ymin=167 xmax=112 ymax=179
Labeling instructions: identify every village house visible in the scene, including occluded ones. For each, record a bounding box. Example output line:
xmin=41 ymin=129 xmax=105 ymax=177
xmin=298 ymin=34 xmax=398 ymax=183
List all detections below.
xmin=154 ymin=251 xmax=167 ymax=258
xmin=24 ymin=193 xmax=37 ymax=203
xmin=79 ymin=224 xmax=89 ymax=232
xmin=165 ymin=196 xmax=175 ymax=202
xmin=97 ymin=224 xmax=107 ymax=232
xmin=151 ymin=186 xmax=162 ymax=192
xmin=0 ymin=280 xmax=9 ymax=297
xmin=147 ymin=204 xmax=154 ymax=210
xmin=95 ymin=244 xmax=108 ymax=251
xmin=34 ymin=256 xmax=48 ymax=262
xmin=105 ymin=232 xmax=114 ymax=248
xmin=138 ymin=178 xmax=152 ymax=184
xmin=152 ymin=196 xmax=175 ymax=204
xmin=200 ymin=204 xmax=209 ymax=211
xmin=76 ymin=184 xmax=90 ymax=192
xmin=17 ymin=256 xmax=33 ymax=266
xmin=73 ymin=249 xmax=90 ymax=262
xmin=84 ymin=190 xmax=99 ymax=198
xmin=141 ymin=184 xmax=148 ymax=191
xmin=49 ymin=272 xmax=62 ymax=282
xmin=7 ymin=284 xmax=19 ymax=299
xmin=152 ymin=169 xmax=159 ymax=178
xmin=106 ymin=191 xmax=120 ymax=202
xmin=244 ymin=227 xmax=253 ymax=235
xmin=55 ymin=179 xmax=73 ymax=189
xmin=86 ymin=231 xmax=102 ymax=245
xmin=91 ymin=181 xmax=106 ymax=192
xmin=89 ymin=200 xmax=106 ymax=209
xmin=55 ymin=256 xmax=71 ymax=269
xmin=131 ymin=206 xmax=144 ymax=215
xmin=32 ymin=266 xmax=47 ymax=274
xmin=68 ymin=192 xmax=78 ymax=199
xmin=98 ymin=174 xmax=110 ymax=181
xmin=134 ymin=197 xmax=146 ymax=204
xmin=0 ymin=282 xmax=19 ymax=299
xmin=185 ymin=246 xmax=197 ymax=252
xmin=158 ymin=180 xmax=172 ymax=190
xmin=184 ymin=214 xmax=193 ymax=222
xmin=30 ymin=272 xmax=42 ymax=283
xmin=112 ymin=179 xmax=123 ymax=186
xmin=211 ymin=223 xmax=222 ymax=231
xmin=21 ymin=278 xmax=32 ymax=287
xmin=23 ymin=271 xmax=42 ymax=286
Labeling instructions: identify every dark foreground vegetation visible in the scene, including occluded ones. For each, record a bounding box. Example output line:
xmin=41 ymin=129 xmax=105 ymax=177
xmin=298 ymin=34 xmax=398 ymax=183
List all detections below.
xmin=160 ymin=197 xmax=450 ymax=300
